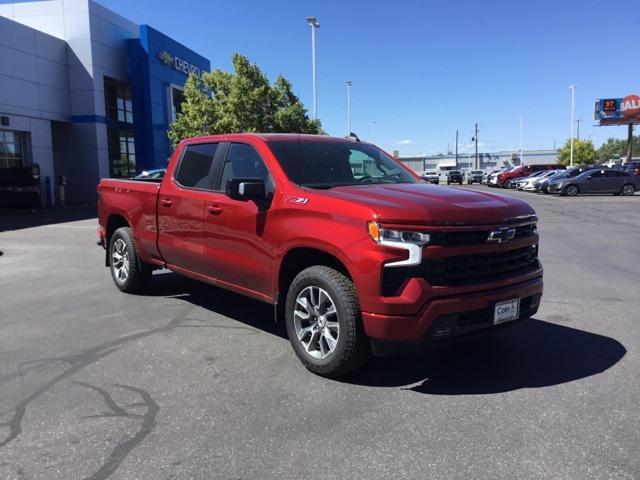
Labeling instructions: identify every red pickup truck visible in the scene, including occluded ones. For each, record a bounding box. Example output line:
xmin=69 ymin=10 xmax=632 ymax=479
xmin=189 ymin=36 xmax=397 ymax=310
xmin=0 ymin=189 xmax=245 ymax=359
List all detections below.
xmin=98 ymin=134 xmax=543 ymax=377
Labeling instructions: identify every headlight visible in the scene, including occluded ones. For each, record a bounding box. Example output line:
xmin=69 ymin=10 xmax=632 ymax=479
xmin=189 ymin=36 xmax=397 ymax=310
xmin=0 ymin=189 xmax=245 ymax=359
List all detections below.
xmin=367 ymin=222 xmax=430 ymax=245
xmin=367 ymin=222 xmax=429 ymax=268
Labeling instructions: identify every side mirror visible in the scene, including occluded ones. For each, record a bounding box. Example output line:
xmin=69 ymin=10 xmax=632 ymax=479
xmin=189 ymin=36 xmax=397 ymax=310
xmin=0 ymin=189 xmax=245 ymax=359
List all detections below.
xmin=225 ymin=178 xmax=266 ymax=201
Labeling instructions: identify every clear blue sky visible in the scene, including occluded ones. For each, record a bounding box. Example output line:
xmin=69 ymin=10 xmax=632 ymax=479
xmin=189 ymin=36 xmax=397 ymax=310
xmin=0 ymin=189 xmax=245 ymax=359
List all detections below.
xmin=102 ymin=0 xmax=638 ymax=155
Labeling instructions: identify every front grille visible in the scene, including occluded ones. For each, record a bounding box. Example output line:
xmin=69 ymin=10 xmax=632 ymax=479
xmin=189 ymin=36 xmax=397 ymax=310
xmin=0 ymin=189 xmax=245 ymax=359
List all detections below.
xmin=428 ymin=223 xmax=536 ymax=246
xmin=382 ymin=245 xmax=539 ymax=295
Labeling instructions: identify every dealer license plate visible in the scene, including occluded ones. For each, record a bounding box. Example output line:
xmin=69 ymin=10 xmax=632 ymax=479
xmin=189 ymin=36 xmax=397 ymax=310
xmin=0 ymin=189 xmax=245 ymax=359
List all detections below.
xmin=493 ymin=298 xmax=520 ymax=325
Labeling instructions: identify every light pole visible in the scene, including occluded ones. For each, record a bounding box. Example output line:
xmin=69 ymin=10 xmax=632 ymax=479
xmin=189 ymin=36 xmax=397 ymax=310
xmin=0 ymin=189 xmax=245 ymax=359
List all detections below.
xmin=306 ymin=16 xmax=320 ymax=119
xmin=346 ymin=81 xmax=352 ymax=134
xmin=569 ymin=84 xmax=577 ymax=167
xmin=519 ymin=113 xmax=524 ymax=165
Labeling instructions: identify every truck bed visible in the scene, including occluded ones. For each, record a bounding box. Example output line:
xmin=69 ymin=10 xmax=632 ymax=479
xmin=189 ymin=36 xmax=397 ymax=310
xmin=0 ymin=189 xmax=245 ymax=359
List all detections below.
xmin=97 ymin=178 xmax=162 ymax=263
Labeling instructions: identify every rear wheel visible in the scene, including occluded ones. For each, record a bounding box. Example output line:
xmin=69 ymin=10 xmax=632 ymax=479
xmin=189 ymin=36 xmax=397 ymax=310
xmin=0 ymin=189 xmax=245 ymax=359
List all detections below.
xmin=109 ymin=227 xmax=152 ymax=293
xmin=285 ymin=266 xmax=370 ymax=377
xmin=620 ymin=184 xmax=635 ymax=196
xmin=563 ymin=184 xmax=579 ymax=197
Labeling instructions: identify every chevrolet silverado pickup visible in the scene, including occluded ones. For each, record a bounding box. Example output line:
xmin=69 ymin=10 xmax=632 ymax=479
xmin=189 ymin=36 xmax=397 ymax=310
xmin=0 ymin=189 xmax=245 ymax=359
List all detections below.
xmin=97 ymin=134 xmax=543 ymax=377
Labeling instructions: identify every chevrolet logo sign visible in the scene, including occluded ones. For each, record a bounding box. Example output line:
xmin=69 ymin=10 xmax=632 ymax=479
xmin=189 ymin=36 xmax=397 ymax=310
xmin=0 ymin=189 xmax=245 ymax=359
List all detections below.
xmin=487 ymin=226 xmax=516 ymax=243
xmin=157 ymin=50 xmax=174 ymax=65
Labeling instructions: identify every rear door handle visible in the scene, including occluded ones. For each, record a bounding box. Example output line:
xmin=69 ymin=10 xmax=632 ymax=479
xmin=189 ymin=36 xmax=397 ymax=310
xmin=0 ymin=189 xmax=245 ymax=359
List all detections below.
xmin=207 ymin=205 xmax=223 ymax=215
xmin=160 ymin=198 xmax=173 ymax=207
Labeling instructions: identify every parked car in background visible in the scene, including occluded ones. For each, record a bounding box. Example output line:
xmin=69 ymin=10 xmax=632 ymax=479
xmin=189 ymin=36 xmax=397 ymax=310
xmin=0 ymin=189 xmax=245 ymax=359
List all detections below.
xmin=97 ymin=133 xmax=543 ymax=377
xmin=466 ymin=170 xmax=484 ymax=184
xmin=487 ymin=168 xmax=511 ymax=186
xmin=547 ymin=169 xmax=639 ymax=196
xmin=515 ymin=170 xmax=555 ymax=191
xmin=497 ymin=164 xmax=559 ymax=187
xmin=421 ymin=170 xmax=440 ymax=184
xmin=621 ymin=161 xmax=640 ymax=177
xmin=134 ymin=169 xmax=166 ymax=180
xmin=446 ymin=170 xmax=463 ymax=185
xmin=536 ymin=167 xmax=591 ymax=193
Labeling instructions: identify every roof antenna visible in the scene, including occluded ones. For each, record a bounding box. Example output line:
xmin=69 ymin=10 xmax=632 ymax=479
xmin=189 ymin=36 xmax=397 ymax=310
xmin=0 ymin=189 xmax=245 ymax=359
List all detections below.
xmin=346 ymin=132 xmax=360 ymax=142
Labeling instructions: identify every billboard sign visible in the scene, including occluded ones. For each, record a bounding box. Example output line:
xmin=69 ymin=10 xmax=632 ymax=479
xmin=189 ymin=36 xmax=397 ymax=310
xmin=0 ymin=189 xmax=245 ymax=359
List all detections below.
xmin=594 ymin=94 xmax=640 ymax=124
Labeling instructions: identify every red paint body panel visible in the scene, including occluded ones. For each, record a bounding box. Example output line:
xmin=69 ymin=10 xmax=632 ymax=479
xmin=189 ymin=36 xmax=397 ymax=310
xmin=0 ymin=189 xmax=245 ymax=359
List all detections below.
xmin=98 ymin=133 xmax=543 ymax=342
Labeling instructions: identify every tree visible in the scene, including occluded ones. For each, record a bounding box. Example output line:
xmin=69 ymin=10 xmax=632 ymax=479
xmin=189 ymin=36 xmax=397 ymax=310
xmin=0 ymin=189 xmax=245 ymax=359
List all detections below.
xmin=168 ymin=53 xmax=322 ymax=146
xmin=167 ymin=73 xmax=216 ymax=146
xmin=596 ymin=136 xmax=640 ymax=162
xmin=557 ymin=138 xmax=596 ymax=166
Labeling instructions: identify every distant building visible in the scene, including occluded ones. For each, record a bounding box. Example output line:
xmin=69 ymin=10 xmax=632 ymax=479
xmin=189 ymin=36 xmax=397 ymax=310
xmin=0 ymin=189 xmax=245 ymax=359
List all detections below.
xmin=397 ymin=149 xmax=559 ymax=174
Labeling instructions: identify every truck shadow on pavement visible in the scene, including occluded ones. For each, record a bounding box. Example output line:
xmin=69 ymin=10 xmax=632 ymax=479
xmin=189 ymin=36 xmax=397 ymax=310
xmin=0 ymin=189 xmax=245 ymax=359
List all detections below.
xmin=148 ymin=272 xmax=626 ymax=395
xmin=346 ymin=319 xmax=627 ymax=394
xmin=145 ymin=271 xmax=288 ymax=339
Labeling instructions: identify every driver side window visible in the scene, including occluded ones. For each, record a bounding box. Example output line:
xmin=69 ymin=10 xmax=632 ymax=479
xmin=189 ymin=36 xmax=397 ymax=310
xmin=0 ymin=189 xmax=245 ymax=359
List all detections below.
xmin=219 ymin=143 xmax=273 ymax=193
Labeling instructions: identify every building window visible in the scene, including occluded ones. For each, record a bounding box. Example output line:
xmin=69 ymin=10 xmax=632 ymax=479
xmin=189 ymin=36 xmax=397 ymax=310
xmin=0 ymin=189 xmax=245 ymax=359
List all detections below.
xmin=0 ymin=130 xmax=28 ymax=169
xmin=170 ymin=86 xmax=185 ymax=122
xmin=104 ymin=77 xmax=133 ymax=123
xmin=108 ymin=129 xmax=136 ymax=177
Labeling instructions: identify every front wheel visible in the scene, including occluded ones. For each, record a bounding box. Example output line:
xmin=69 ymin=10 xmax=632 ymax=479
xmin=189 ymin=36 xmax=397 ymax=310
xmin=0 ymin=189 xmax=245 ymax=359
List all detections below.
xmin=285 ymin=266 xmax=370 ymax=377
xmin=109 ymin=227 xmax=152 ymax=293
xmin=563 ymin=184 xmax=579 ymax=197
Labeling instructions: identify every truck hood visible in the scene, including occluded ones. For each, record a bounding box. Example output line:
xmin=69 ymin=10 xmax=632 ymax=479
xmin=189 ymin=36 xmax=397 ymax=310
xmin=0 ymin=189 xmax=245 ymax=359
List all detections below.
xmin=320 ymin=183 xmax=535 ymax=226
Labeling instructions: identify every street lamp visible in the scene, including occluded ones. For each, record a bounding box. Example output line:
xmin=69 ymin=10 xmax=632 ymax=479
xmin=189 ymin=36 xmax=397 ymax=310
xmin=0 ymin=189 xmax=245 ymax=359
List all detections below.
xmin=569 ymin=84 xmax=577 ymax=167
xmin=306 ymin=16 xmax=320 ymax=119
xmin=520 ymin=113 xmax=525 ymax=165
xmin=345 ymin=81 xmax=352 ymax=134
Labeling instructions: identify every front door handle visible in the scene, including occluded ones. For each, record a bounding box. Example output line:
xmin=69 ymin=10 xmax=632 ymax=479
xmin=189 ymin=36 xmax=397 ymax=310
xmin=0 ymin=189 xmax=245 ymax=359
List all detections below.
xmin=160 ymin=198 xmax=173 ymax=207
xmin=207 ymin=205 xmax=223 ymax=215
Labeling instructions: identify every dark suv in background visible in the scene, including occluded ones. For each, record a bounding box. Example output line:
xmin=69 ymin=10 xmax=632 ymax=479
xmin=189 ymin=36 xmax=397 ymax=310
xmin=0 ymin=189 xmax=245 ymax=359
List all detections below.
xmin=446 ymin=170 xmax=463 ymax=185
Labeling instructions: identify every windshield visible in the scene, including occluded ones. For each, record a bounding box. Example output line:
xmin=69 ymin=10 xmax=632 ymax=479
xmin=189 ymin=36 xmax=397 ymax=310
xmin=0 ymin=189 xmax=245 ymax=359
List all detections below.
xmin=268 ymin=140 xmax=418 ymax=189
xmin=471 ymin=170 xmax=483 ymax=174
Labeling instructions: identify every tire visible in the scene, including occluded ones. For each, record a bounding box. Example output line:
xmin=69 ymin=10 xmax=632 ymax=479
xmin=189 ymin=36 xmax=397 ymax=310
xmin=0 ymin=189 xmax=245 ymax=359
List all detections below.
xmin=285 ymin=266 xmax=370 ymax=377
xmin=563 ymin=184 xmax=579 ymax=197
xmin=620 ymin=184 xmax=635 ymax=196
xmin=109 ymin=226 xmax=152 ymax=293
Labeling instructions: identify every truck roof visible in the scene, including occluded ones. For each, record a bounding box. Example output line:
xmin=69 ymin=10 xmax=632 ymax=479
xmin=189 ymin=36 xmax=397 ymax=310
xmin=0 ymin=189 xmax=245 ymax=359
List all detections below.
xmin=181 ymin=133 xmax=360 ymax=144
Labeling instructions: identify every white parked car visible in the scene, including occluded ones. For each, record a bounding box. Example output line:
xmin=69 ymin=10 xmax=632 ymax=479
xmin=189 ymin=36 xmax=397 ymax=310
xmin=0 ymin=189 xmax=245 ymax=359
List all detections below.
xmin=421 ymin=170 xmax=440 ymax=184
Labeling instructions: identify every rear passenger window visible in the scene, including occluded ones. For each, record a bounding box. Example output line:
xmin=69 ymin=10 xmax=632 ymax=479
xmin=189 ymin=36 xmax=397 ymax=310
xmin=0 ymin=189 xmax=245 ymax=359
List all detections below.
xmin=174 ymin=143 xmax=219 ymax=189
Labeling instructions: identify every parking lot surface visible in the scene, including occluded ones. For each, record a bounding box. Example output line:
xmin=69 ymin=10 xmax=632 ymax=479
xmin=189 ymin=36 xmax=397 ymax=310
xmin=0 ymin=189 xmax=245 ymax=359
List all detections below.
xmin=1 ymin=187 xmax=639 ymax=479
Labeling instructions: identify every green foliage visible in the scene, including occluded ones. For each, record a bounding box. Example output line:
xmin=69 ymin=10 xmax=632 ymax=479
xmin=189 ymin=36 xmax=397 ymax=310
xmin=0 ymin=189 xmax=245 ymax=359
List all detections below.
xmin=596 ymin=136 xmax=640 ymax=162
xmin=168 ymin=53 xmax=322 ymax=146
xmin=557 ymin=138 xmax=596 ymax=166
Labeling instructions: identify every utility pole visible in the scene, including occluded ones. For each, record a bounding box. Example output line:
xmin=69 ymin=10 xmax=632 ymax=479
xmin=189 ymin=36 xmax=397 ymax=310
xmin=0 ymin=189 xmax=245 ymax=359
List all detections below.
xmin=455 ymin=130 xmax=459 ymax=169
xmin=473 ymin=123 xmax=479 ymax=169
xmin=624 ymin=124 xmax=634 ymax=164
xmin=569 ymin=84 xmax=577 ymax=167
xmin=306 ymin=17 xmax=320 ymax=119
xmin=345 ymin=81 xmax=352 ymax=134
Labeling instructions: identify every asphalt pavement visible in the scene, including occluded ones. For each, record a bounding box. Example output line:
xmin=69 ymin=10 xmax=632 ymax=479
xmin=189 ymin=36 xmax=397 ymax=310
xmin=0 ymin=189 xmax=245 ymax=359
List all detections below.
xmin=0 ymin=187 xmax=639 ymax=480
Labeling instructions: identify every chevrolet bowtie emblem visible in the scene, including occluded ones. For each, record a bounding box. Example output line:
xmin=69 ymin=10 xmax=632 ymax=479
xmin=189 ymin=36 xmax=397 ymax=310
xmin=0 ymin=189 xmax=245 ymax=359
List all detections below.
xmin=487 ymin=226 xmax=516 ymax=243
xmin=157 ymin=51 xmax=174 ymax=65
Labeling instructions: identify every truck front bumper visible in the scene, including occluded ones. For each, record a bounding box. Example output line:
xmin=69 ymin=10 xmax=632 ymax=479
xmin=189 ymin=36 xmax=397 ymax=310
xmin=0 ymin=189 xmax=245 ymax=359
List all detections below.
xmin=361 ymin=275 xmax=543 ymax=342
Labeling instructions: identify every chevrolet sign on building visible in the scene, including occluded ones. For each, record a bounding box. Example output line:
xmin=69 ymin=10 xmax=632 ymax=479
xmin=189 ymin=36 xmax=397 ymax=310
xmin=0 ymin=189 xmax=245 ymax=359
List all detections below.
xmin=157 ymin=50 xmax=203 ymax=77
